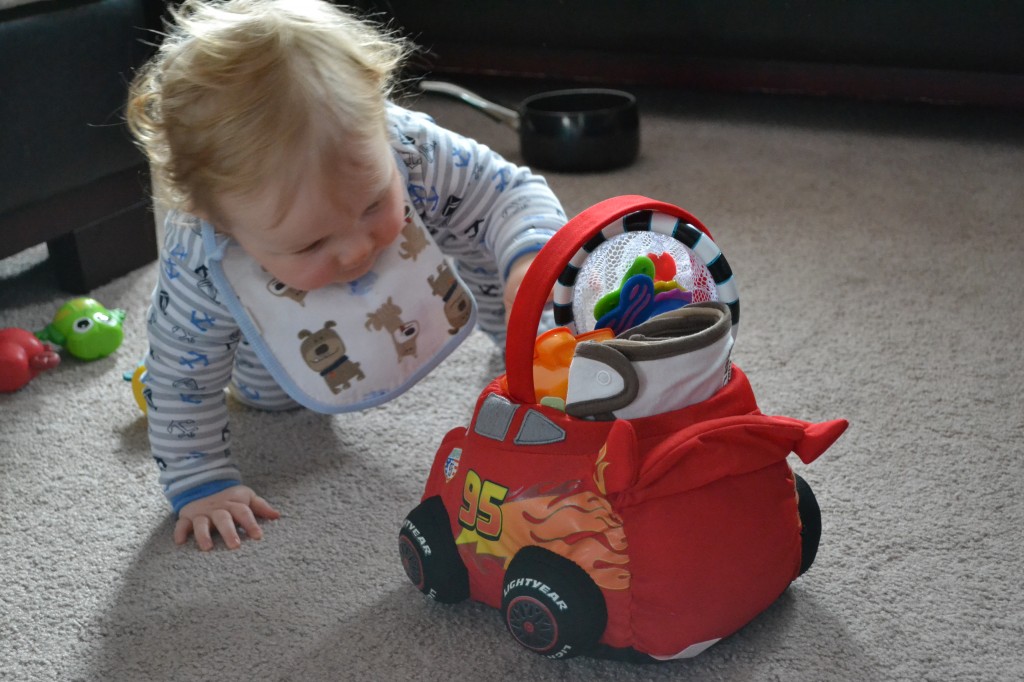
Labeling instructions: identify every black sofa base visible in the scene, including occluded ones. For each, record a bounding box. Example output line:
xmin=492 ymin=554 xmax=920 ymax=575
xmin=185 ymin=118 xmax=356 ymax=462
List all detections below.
xmin=0 ymin=0 xmax=162 ymax=293
xmin=2 ymin=166 xmax=155 ymax=293
xmin=354 ymin=0 xmax=1024 ymax=108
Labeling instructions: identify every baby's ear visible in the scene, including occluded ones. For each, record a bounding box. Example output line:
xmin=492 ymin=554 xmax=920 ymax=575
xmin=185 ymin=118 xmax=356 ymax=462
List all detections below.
xmin=298 ymin=330 xmax=311 ymax=340
xmin=325 ymin=320 xmax=337 ymax=329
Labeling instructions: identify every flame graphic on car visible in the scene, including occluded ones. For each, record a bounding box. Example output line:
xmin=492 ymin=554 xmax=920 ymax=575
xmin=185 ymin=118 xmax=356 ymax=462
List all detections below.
xmin=456 ymin=480 xmax=631 ymax=591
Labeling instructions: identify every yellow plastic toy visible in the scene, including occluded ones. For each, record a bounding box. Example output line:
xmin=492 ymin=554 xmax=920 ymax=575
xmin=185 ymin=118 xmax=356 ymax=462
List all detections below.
xmin=129 ymin=365 xmax=148 ymax=414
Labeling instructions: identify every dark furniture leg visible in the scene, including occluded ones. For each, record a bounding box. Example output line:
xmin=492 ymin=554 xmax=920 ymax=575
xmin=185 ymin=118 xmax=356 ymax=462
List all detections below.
xmin=47 ymin=196 xmax=156 ymax=293
xmin=1 ymin=165 xmax=156 ymax=293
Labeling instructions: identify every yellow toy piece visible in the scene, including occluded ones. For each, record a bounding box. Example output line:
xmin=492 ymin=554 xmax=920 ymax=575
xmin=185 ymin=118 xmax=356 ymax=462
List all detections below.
xmin=130 ymin=365 xmax=148 ymax=414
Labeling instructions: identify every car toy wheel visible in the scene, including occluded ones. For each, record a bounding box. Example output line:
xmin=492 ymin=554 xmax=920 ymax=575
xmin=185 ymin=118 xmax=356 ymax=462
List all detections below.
xmin=399 ymin=495 xmax=469 ymax=604
xmin=795 ymin=474 xmax=821 ymax=576
xmin=501 ymin=546 xmax=607 ymax=659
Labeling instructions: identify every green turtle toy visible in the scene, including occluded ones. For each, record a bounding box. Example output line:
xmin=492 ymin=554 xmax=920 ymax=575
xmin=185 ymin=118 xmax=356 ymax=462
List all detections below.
xmin=37 ymin=297 xmax=125 ymax=361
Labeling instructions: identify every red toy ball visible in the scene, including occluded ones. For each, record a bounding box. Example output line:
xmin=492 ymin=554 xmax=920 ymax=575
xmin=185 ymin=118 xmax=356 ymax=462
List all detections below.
xmin=398 ymin=196 xmax=848 ymax=662
xmin=0 ymin=328 xmax=61 ymax=393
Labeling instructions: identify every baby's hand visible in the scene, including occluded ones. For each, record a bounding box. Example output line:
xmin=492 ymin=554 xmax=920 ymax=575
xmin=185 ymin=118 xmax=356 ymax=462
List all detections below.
xmin=174 ymin=485 xmax=281 ymax=551
xmin=503 ymin=253 xmax=550 ymax=327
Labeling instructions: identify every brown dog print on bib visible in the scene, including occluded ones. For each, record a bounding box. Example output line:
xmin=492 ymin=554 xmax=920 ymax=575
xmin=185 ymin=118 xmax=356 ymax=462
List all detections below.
xmin=399 ymin=206 xmax=429 ymax=261
xmin=428 ymin=263 xmax=472 ymax=335
xmin=268 ymin=277 xmax=308 ymax=306
xmin=366 ymin=297 xmax=420 ymax=360
xmin=298 ymin=321 xmax=365 ymax=393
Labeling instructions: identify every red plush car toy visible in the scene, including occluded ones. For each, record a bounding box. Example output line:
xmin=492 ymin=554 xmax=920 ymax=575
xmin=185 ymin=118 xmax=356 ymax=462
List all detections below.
xmin=398 ymin=196 xmax=848 ymax=662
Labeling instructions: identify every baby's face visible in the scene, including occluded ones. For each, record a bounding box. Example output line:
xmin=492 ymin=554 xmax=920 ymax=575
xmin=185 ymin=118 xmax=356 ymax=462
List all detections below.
xmin=214 ymin=137 xmax=405 ymax=292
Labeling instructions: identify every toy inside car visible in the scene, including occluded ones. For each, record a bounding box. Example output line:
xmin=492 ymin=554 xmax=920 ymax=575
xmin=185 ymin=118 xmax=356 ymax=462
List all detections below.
xmin=398 ymin=195 xmax=848 ymax=662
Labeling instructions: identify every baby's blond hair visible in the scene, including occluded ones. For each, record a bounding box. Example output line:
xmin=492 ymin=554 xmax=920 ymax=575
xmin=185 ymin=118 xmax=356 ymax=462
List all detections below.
xmin=127 ymin=0 xmax=409 ymax=218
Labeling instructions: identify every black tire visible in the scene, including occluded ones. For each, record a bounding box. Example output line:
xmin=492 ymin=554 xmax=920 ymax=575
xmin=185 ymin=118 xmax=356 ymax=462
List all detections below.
xmin=795 ymin=474 xmax=821 ymax=576
xmin=501 ymin=546 xmax=607 ymax=660
xmin=398 ymin=495 xmax=469 ymax=604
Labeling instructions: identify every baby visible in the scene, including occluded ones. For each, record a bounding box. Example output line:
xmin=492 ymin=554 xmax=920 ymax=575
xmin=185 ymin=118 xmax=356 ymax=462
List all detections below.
xmin=126 ymin=0 xmax=566 ymax=550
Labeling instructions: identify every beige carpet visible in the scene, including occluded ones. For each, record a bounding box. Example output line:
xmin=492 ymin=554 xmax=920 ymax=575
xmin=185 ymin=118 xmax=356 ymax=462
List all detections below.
xmin=2 ymin=82 xmax=1023 ymax=681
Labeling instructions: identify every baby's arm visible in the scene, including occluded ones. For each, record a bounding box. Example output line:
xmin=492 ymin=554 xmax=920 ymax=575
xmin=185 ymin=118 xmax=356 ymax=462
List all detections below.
xmin=392 ymin=105 xmax=565 ymax=332
xmin=144 ymin=212 xmax=277 ymax=548
xmin=470 ymin=158 xmax=565 ymax=327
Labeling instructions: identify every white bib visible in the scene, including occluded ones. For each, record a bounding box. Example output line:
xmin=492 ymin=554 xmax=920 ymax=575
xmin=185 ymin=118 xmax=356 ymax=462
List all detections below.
xmin=202 ymin=202 xmax=477 ymax=413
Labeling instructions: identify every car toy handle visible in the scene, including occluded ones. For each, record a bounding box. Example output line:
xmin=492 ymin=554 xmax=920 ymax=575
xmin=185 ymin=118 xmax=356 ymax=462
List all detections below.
xmin=506 ymin=195 xmax=714 ymax=404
